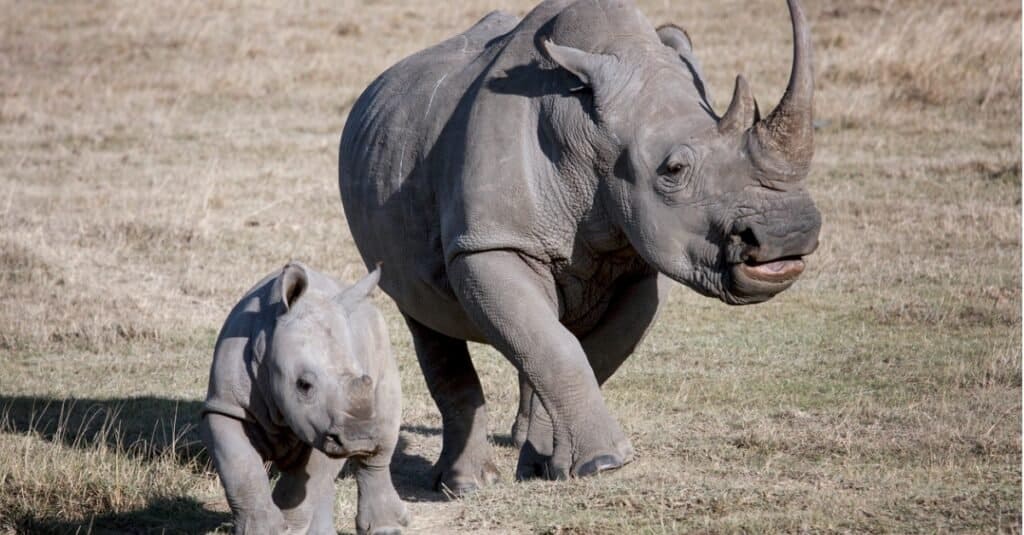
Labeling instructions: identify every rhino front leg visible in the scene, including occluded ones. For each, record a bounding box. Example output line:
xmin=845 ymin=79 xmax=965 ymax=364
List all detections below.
xmin=450 ymin=250 xmax=631 ymax=480
xmin=272 ymin=447 xmax=345 ymax=534
xmin=510 ymin=370 xmax=532 ymax=449
xmin=514 ymin=273 xmax=668 ymax=479
xmin=353 ymin=343 xmax=409 ymax=534
xmin=403 ymin=314 xmax=499 ymax=495
xmin=201 ymin=413 xmax=286 ymax=535
xmin=352 ymin=454 xmax=410 ymax=535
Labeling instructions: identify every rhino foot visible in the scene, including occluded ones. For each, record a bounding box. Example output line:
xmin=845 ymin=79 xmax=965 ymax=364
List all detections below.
xmin=366 ymin=529 xmax=403 ymax=535
xmin=510 ymin=414 xmax=530 ymax=450
xmin=571 ymin=438 xmax=634 ymax=478
xmin=517 ymin=429 xmax=634 ymax=481
xmin=356 ymin=495 xmax=410 ymax=535
xmin=435 ymin=458 xmax=500 ymax=496
xmin=576 ymin=454 xmax=624 ymax=477
xmin=515 ymin=439 xmax=552 ymax=481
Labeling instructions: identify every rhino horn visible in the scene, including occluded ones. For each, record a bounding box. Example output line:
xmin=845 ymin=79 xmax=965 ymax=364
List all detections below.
xmin=747 ymin=0 xmax=815 ymax=182
xmin=718 ymin=75 xmax=756 ymax=134
xmin=345 ymin=374 xmax=375 ymax=419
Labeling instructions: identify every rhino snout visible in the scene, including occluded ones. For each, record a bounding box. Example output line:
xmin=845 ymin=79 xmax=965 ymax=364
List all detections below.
xmin=730 ymin=201 xmax=821 ymax=265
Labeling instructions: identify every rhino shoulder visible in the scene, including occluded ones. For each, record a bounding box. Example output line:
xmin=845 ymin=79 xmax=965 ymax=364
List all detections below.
xmin=202 ymin=269 xmax=285 ymax=423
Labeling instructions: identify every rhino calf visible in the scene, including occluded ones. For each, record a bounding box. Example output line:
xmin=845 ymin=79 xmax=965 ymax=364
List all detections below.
xmin=200 ymin=262 xmax=408 ymax=535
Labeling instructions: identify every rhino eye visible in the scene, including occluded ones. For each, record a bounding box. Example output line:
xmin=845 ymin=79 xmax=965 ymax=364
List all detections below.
xmin=296 ymin=375 xmax=316 ymax=398
xmin=666 ymin=161 xmax=687 ymax=175
xmin=657 ymin=146 xmax=697 ymax=195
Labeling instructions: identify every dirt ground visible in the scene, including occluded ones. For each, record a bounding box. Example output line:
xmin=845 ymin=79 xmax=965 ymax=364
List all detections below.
xmin=1 ymin=0 xmax=1020 ymax=533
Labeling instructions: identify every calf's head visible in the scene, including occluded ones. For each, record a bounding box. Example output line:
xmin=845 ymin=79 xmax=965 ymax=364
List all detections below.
xmin=261 ymin=264 xmax=383 ymax=458
xmin=545 ymin=0 xmax=821 ymax=304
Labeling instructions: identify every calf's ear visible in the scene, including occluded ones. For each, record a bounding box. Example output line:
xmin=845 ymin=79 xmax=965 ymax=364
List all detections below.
xmin=335 ymin=263 xmax=381 ymax=312
xmin=273 ymin=262 xmax=308 ymax=313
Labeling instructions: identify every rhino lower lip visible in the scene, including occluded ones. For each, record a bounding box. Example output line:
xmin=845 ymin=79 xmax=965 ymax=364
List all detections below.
xmin=738 ymin=256 xmax=805 ymax=283
xmin=322 ymin=445 xmax=377 ymax=459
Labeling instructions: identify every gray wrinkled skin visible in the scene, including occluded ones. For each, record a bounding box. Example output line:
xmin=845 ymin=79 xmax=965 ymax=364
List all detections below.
xmin=339 ymin=0 xmax=822 ymax=490
xmin=200 ymin=263 xmax=409 ymax=535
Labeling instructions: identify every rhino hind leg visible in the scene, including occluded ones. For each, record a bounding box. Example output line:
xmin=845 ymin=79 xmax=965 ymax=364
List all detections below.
xmin=403 ymin=314 xmax=500 ymax=495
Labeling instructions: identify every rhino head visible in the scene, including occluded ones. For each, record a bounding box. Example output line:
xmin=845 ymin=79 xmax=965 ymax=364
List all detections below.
xmin=544 ymin=0 xmax=821 ymax=305
xmin=262 ymin=263 xmax=383 ymax=458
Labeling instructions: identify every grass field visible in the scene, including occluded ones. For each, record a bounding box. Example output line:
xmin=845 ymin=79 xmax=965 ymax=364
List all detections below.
xmin=1 ymin=0 xmax=1020 ymax=533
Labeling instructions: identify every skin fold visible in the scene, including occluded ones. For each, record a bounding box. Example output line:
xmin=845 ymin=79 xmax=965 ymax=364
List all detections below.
xmin=201 ymin=263 xmax=409 ymax=534
xmin=339 ymin=0 xmax=821 ymax=491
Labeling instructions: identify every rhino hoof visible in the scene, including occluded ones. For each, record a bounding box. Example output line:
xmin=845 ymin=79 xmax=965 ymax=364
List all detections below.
xmin=435 ymin=460 xmax=500 ymax=497
xmin=515 ymin=440 xmax=553 ymax=481
xmin=575 ymin=454 xmax=624 ymax=477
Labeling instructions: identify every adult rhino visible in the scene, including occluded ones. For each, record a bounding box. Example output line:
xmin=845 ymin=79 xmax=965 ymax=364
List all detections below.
xmin=339 ymin=0 xmax=821 ymax=492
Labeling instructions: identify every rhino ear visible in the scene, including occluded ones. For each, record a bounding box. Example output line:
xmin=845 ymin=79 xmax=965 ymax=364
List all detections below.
xmin=273 ymin=262 xmax=308 ymax=313
xmin=656 ymin=24 xmax=693 ymax=55
xmin=335 ymin=264 xmax=381 ymax=312
xmin=542 ymin=39 xmax=622 ymax=93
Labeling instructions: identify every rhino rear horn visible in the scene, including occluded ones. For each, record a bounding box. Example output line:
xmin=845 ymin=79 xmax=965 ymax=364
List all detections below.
xmin=335 ymin=263 xmax=382 ymax=311
xmin=718 ymin=75 xmax=756 ymax=134
xmin=747 ymin=0 xmax=815 ymax=181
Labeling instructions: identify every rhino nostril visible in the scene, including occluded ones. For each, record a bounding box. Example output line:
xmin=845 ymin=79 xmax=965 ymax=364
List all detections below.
xmin=731 ymin=226 xmax=760 ymax=261
xmin=326 ymin=433 xmax=343 ymax=447
xmin=738 ymin=228 xmax=759 ymax=248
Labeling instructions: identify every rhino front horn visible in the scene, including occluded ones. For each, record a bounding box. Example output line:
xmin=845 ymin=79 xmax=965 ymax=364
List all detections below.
xmin=747 ymin=0 xmax=815 ymax=182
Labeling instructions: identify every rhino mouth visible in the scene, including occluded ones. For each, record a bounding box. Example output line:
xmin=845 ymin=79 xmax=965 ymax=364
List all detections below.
xmin=727 ymin=255 xmax=806 ymax=303
xmin=321 ymin=433 xmax=378 ymax=459
xmin=738 ymin=256 xmax=805 ymax=282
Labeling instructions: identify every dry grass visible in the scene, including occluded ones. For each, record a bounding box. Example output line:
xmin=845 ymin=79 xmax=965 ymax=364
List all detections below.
xmin=0 ymin=0 xmax=1020 ymax=533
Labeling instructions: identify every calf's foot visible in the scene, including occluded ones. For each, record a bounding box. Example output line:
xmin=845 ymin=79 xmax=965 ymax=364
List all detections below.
xmin=355 ymin=463 xmax=411 ymax=535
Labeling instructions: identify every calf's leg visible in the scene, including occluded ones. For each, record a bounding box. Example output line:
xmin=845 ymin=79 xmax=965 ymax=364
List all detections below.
xmin=271 ymin=447 xmax=345 ymax=535
xmin=201 ymin=413 xmax=285 ymax=535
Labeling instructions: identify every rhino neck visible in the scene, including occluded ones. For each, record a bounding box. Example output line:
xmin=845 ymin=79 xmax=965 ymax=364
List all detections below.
xmin=536 ymin=92 xmax=635 ymax=259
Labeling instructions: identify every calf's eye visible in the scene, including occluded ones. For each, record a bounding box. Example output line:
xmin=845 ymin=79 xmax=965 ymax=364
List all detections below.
xmin=297 ymin=378 xmax=314 ymax=394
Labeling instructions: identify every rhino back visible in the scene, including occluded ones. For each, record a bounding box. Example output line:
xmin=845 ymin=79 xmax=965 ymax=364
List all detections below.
xmin=339 ymin=11 xmax=521 ymax=335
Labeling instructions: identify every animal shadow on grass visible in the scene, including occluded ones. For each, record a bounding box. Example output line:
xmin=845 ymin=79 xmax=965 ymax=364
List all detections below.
xmin=13 ymin=496 xmax=231 ymax=535
xmin=0 ymin=395 xmax=210 ymax=468
xmin=0 ymin=396 xmax=230 ymax=533
xmin=0 ymin=396 xmax=454 ymax=528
